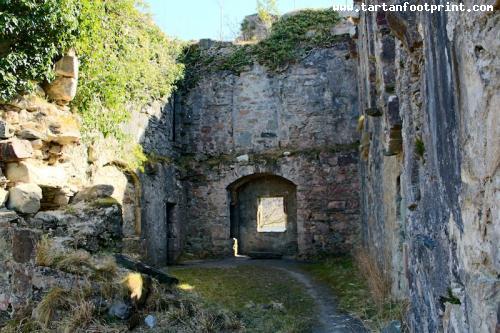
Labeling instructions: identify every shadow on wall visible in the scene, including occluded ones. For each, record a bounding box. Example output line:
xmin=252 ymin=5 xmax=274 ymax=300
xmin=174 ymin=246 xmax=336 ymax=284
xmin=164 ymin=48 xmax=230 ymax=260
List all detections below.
xmin=124 ymin=95 xmax=186 ymax=267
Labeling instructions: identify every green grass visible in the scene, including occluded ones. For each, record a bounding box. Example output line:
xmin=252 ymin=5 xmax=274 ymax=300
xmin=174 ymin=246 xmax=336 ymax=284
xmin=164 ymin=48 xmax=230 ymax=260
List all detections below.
xmin=302 ymin=257 xmax=407 ymax=331
xmin=170 ymin=265 xmax=316 ymax=333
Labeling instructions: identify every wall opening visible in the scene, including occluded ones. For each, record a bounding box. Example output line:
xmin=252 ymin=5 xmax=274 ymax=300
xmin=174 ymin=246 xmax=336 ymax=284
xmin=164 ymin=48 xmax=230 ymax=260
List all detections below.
xmin=227 ymin=174 xmax=297 ymax=257
xmin=257 ymin=197 xmax=287 ymax=232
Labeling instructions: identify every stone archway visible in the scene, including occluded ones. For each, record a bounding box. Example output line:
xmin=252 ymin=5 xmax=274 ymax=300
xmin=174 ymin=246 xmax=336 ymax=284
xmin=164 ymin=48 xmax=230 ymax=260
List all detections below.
xmin=227 ymin=173 xmax=297 ymax=257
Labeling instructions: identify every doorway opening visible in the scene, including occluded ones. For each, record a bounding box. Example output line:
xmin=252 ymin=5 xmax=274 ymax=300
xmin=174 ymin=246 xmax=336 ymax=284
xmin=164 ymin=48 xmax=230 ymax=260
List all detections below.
xmin=227 ymin=174 xmax=297 ymax=258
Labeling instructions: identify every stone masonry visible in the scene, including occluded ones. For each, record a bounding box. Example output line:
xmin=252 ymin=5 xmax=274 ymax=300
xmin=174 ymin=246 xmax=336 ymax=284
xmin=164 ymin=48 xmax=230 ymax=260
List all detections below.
xmin=356 ymin=0 xmax=499 ymax=331
xmin=174 ymin=36 xmax=361 ymax=259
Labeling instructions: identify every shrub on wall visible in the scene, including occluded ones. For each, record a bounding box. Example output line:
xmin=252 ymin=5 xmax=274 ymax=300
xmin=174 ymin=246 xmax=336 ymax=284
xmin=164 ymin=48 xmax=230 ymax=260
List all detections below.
xmin=74 ymin=0 xmax=184 ymax=140
xmin=254 ymin=9 xmax=341 ymax=70
xmin=0 ymin=0 xmax=79 ymax=101
xmin=1 ymin=0 xmax=184 ymax=169
xmin=180 ymin=9 xmax=341 ymax=89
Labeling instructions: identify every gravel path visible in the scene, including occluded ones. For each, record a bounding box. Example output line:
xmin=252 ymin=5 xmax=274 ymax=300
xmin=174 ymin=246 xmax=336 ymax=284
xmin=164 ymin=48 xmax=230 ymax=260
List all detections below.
xmin=172 ymin=257 xmax=368 ymax=333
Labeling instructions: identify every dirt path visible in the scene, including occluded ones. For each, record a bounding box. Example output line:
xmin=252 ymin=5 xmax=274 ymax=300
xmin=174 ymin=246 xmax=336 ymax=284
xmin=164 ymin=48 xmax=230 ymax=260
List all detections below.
xmin=173 ymin=258 xmax=368 ymax=333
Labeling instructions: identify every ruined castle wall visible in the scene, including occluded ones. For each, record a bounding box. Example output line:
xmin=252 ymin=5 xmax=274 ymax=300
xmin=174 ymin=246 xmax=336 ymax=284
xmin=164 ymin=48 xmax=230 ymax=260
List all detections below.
xmin=357 ymin=1 xmax=499 ymax=331
xmin=124 ymin=100 xmax=187 ymax=266
xmin=178 ymin=43 xmax=361 ymax=258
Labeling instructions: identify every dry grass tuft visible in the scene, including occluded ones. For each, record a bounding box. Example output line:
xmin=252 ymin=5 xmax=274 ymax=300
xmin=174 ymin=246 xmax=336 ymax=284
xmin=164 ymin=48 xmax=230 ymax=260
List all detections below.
xmin=33 ymin=287 xmax=69 ymax=328
xmin=56 ymin=250 xmax=93 ymax=274
xmin=357 ymin=115 xmax=365 ymax=132
xmin=355 ymin=247 xmax=391 ymax=308
xmin=35 ymin=235 xmax=55 ymax=267
xmin=93 ymin=256 xmax=118 ymax=280
xmin=63 ymin=300 xmax=95 ymax=333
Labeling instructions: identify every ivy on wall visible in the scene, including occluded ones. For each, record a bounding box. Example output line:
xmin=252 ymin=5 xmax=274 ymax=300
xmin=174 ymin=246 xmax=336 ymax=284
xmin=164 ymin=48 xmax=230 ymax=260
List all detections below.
xmin=0 ymin=0 xmax=79 ymax=101
xmin=0 ymin=0 xmax=184 ymax=170
xmin=74 ymin=0 xmax=184 ymax=140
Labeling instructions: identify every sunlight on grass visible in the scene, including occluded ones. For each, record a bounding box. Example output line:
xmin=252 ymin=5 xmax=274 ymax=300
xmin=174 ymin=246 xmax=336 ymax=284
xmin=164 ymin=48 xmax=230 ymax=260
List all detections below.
xmin=178 ymin=283 xmax=195 ymax=291
xmin=170 ymin=265 xmax=316 ymax=333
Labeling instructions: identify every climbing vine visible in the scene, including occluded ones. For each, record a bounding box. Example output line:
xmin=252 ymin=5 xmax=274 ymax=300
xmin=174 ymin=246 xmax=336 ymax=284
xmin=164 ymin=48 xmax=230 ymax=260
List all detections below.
xmin=1 ymin=0 xmax=184 ymax=170
xmin=0 ymin=0 xmax=80 ymax=101
xmin=74 ymin=0 xmax=184 ymax=140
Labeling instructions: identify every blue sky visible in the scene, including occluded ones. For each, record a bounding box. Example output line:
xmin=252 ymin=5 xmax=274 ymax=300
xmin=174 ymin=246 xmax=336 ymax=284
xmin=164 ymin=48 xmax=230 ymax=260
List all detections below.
xmin=145 ymin=0 xmax=352 ymax=41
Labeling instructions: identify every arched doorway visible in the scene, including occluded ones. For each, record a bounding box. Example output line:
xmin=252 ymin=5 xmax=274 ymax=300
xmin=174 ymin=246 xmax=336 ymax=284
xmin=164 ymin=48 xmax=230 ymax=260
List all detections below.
xmin=227 ymin=174 xmax=297 ymax=257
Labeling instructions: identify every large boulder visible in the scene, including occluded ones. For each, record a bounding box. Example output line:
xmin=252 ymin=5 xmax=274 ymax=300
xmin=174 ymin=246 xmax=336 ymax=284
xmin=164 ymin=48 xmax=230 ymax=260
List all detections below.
xmin=7 ymin=183 xmax=43 ymax=214
xmin=45 ymin=113 xmax=81 ymax=145
xmin=92 ymin=166 xmax=128 ymax=204
xmin=0 ymin=139 xmax=33 ymax=162
xmin=5 ymin=160 xmax=67 ymax=187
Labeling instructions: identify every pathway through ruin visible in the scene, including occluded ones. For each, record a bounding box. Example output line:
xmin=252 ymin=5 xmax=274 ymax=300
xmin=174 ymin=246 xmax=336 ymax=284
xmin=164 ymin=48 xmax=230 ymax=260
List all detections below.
xmin=174 ymin=258 xmax=368 ymax=333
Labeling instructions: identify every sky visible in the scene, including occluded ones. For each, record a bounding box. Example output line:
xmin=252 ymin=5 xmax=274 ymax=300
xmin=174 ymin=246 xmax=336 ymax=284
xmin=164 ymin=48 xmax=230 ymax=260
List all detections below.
xmin=145 ymin=0 xmax=352 ymax=41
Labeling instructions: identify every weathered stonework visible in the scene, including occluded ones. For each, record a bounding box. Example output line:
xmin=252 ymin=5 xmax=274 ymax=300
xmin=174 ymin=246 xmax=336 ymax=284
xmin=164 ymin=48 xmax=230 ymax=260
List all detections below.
xmin=0 ymin=8 xmax=496 ymax=332
xmin=356 ymin=1 xmax=499 ymax=331
xmin=174 ymin=36 xmax=361 ymax=259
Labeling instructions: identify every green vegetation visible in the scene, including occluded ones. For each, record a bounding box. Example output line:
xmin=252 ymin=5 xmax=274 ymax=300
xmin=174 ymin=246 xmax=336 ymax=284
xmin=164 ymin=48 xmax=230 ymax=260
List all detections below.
xmin=74 ymin=0 xmax=184 ymax=140
xmin=1 ymin=0 xmax=184 ymax=170
xmin=170 ymin=265 xmax=316 ymax=332
xmin=0 ymin=236 xmax=243 ymax=332
xmin=257 ymin=0 xmax=279 ymax=27
xmin=415 ymin=137 xmax=425 ymax=159
xmin=254 ymin=9 xmax=341 ymax=70
xmin=303 ymin=256 xmax=408 ymax=331
xmin=0 ymin=0 xmax=80 ymax=101
xmin=179 ymin=43 xmax=253 ymax=92
xmin=181 ymin=9 xmax=341 ymax=89
xmin=441 ymin=288 xmax=461 ymax=305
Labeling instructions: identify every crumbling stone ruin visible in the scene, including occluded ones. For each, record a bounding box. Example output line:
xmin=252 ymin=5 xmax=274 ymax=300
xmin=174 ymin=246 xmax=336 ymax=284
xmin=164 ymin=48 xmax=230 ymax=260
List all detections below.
xmin=0 ymin=1 xmax=498 ymax=332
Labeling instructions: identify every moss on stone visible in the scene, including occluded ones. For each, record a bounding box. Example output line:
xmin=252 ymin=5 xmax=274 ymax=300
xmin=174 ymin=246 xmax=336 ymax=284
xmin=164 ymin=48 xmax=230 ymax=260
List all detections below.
xmin=92 ymin=197 xmax=120 ymax=208
xmin=254 ymin=9 xmax=341 ymax=70
xmin=415 ymin=138 xmax=425 ymax=159
xmin=180 ymin=9 xmax=342 ymax=90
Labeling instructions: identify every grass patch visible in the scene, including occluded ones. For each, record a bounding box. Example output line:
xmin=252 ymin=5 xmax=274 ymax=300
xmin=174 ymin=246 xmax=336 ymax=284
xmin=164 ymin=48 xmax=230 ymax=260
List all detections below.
xmin=302 ymin=256 xmax=407 ymax=331
xmin=35 ymin=235 xmax=56 ymax=267
xmin=170 ymin=265 xmax=316 ymax=333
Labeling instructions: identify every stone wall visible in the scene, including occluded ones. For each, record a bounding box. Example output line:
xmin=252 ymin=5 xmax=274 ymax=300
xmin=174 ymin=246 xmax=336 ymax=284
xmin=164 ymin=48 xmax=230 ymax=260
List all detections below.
xmin=121 ymin=97 xmax=187 ymax=266
xmin=176 ymin=35 xmax=361 ymax=258
xmin=0 ymin=52 xmax=130 ymax=315
xmin=356 ymin=1 xmax=499 ymax=331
